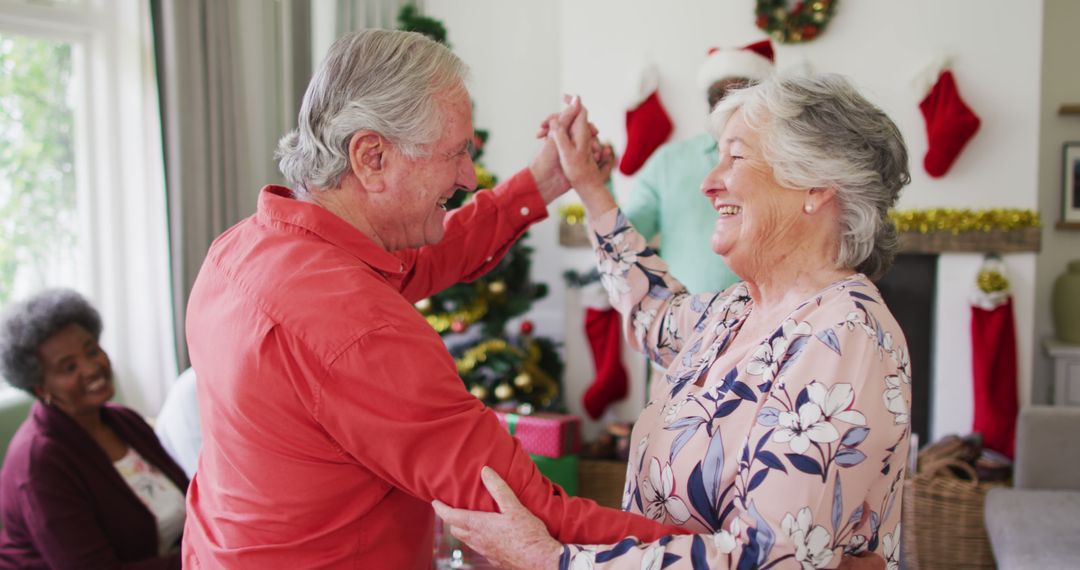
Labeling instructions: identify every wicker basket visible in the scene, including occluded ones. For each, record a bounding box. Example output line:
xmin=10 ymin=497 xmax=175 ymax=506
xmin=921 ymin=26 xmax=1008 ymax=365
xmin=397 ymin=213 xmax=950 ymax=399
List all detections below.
xmin=577 ymin=459 xmax=627 ymax=509
xmin=902 ymin=459 xmax=1003 ymax=569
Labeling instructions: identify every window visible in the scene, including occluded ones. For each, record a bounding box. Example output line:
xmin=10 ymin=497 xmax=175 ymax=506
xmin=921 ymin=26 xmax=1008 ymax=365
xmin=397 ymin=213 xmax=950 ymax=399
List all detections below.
xmin=0 ymin=32 xmax=83 ymax=306
xmin=0 ymin=0 xmax=177 ymax=414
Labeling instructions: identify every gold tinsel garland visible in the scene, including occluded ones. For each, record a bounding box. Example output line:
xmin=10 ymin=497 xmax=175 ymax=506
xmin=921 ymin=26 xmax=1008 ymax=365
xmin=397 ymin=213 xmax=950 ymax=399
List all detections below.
xmin=456 ymin=339 xmax=559 ymax=404
xmin=977 ymin=268 xmax=1010 ymax=293
xmin=557 ymin=204 xmax=1040 ymax=234
xmin=888 ymin=208 xmax=1039 ymax=234
xmin=475 ymin=164 xmax=495 ymax=190
xmin=420 ymin=290 xmax=489 ymax=333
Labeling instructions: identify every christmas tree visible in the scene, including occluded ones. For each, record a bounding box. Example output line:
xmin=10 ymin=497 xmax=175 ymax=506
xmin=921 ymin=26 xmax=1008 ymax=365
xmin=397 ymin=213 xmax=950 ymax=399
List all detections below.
xmin=399 ymin=6 xmax=565 ymax=411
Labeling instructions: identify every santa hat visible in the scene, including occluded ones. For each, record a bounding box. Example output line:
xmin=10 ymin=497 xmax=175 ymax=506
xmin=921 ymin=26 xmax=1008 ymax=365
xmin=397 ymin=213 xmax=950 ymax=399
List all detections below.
xmin=696 ymin=40 xmax=776 ymax=93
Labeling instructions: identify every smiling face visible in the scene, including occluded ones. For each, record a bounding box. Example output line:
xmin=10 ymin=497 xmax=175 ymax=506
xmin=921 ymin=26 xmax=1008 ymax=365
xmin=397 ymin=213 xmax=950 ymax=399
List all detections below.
xmin=700 ymin=110 xmax=808 ymax=276
xmin=34 ymin=323 xmax=114 ymax=417
xmin=377 ymin=87 xmax=478 ymax=251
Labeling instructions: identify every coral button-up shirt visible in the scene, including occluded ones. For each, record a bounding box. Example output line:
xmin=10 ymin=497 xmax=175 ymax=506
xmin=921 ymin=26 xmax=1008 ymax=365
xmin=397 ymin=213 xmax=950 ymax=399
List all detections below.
xmin=182 ymin=170 xmax=681 ymax=569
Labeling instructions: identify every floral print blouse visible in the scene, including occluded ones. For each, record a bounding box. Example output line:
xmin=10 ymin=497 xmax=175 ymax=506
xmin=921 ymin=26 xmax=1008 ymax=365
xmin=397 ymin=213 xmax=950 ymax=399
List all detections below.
xmin=562 ymin=210 xmax=912 ymax=570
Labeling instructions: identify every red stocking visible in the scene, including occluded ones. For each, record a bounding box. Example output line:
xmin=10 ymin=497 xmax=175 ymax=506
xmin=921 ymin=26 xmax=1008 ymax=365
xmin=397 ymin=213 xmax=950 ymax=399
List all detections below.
xmin=971 ymin=297 xmax=1019 ymax=458
xmin=618 ymin=90 xmax=673 ymax=176
xmin=920 ymin=70 xmax=981 ymax=178
xmin=583 ymin=307 xmax=629 ymax=419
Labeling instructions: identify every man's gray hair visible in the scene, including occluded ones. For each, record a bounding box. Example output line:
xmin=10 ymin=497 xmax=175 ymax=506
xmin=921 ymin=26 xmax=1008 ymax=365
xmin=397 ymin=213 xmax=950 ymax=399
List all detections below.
xmin=710 ymin=73 xmax=910 ymax=281
xmin=0 ymin=288 xmax=103 ymax=394
xmin=276 ymin=29 xmax=468 ymax=194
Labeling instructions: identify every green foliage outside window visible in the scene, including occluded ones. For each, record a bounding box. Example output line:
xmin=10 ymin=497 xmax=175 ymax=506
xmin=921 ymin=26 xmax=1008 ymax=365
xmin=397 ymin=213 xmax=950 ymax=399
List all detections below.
xmin=0 ymin=33 xmax=77 ymax=307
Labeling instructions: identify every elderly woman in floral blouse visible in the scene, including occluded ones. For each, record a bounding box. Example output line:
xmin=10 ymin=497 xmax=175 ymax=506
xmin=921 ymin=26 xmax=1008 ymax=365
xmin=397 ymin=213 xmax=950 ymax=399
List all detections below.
xmin=435 ymin=73 xmax=912 ymax=570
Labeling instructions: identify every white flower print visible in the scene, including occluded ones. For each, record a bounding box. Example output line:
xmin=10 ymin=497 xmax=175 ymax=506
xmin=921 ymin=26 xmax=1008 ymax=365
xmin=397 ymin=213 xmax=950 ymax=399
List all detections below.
xmin=712 ymin=518 xmax=741 ymax=554
xmin=892 ymin=346 xmax=911 ymax=385
xmin=640 ymin=546 xmax=664 ymax=570
xmin=882 ymin=524 xmax=901 ymax=570
xmin=633 ymin=308 xmax=657 ymax=342
xmin=607 ymin=232 xmax=638 ymax=271
xmin=641 ymin=458 xmax=691 ymax=524
xmin=570 ymin=549 xmax=596 ymax=570
xmin=882 ymin=375 xmax=909 ymax=425
xmin=845 ymin=534 xmax=867 ymax=555
xmin=664 ymin=396 xmax=690 ymax=425
xmin=745 ymin=319 xmax=811 ymax=384
xmin=806 ymin=381 xmax=867 ymax=426
xmin=781 ymin=507 xmax=835 ymax=570
xmin=774 ymin=402 xmax=840 ymax=454
xmin=599 ymin=258 xmax=630 ymax=302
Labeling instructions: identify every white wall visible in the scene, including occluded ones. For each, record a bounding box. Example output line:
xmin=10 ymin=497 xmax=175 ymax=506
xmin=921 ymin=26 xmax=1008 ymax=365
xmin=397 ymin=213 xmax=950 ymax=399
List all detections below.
xmin=420 ymin=0 xmax=1049 ymax=443
xmin=1035 ymin=0 xmax=1080 ymax=404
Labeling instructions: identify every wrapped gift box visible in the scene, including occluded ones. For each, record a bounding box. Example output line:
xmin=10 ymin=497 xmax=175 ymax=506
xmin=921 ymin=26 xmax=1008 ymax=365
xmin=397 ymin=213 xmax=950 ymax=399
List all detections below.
xmin=496 ymin=411 xmax=581 ymax=458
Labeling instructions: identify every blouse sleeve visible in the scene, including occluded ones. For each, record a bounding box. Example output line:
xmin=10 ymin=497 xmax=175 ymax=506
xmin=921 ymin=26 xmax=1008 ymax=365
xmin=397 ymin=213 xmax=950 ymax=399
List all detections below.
xmin=561 ymin=284 xmax=912 ymax=569
xmin=587 ymin=208 xmax=746 ymax=370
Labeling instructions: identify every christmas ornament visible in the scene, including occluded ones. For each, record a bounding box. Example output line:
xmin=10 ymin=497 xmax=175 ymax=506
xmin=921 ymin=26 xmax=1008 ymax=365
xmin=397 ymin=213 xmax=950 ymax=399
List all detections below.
xmin=469 ymin=385 xmax=488 ymax=400
xmin=618 ymin=65 xmax=673 ymax=176
xmin=970 ymin=255 xmax=1018 ymax=458
xmin=414 ymin=298 xmax=431 ymax=312
xmin=755 ymin=0 xmax=837 ymax=44
xmin=520 ymin=320 xmax=534 ymax=335
xmin=450 ymin=320 xmax=467 ymax=333
xmin=696 ymin=39 xmax=775 ymax=93
xmin=494 ymin=383 xmax=513 ymax=401
xmin=919 ymin=69 xmax=981 ymax=177
xmin=513 ymin=372 xmax=533 ymax=389
xmin=488 ymin=280 xmax=506 ymax=295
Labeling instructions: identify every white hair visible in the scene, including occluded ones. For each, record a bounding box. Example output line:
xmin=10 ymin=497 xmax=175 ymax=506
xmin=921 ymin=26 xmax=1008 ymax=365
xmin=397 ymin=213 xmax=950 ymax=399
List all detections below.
xmin=710 ymin=73 xmax=910 ymax=280
xmin=276 ymin=29 xmax=468 ymax=195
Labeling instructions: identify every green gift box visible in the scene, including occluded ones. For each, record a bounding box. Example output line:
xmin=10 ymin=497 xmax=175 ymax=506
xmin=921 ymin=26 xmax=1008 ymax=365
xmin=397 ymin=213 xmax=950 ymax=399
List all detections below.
xmin=530 ymin=453 xmax=578 ymax=496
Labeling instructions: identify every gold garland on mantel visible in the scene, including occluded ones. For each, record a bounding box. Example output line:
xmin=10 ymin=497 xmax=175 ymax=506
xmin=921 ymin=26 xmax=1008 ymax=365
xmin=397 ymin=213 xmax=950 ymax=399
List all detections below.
xmin=557 ymin=205 xmax=1041 ymax=252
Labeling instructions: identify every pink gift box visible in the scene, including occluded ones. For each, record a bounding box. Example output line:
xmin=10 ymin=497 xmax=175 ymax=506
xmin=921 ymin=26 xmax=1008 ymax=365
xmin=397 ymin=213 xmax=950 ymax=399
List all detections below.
xmin=495 ymin=411 xmax=581 ymax=458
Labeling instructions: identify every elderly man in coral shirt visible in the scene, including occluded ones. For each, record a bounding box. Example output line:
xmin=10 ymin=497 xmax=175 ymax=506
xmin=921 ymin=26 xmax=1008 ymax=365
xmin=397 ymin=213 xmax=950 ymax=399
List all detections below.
xmin=182 ymin=29 xmax=682 ymax=569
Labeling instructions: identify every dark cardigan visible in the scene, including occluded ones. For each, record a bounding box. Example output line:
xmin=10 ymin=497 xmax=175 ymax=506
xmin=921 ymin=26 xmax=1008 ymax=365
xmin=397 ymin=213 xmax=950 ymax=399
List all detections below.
xmin=0 ymin=401 xmax=188 ymax=569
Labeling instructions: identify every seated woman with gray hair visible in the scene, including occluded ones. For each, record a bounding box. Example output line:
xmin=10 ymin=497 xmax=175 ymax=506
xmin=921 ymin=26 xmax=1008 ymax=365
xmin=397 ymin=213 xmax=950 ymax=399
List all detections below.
xmin=436 ymin=73 xmax=913 ymax=569
xmin=0 ymin=289 xmax=187 ymax=569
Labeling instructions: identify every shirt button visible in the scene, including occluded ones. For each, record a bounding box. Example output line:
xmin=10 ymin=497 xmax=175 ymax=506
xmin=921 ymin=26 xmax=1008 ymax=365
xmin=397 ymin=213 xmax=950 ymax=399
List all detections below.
xmin=520 ymin=206 xmax=530 ymax=216
xmin=399 ymin=263 xmax=404 ymax=272
xmin=486 ymin=256 xmax=493 ymax=262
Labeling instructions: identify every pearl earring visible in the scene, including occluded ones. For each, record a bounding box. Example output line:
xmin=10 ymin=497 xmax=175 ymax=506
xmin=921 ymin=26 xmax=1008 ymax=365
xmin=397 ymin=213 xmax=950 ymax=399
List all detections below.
xmin=803 ymin=204 xmax=814 ymax=214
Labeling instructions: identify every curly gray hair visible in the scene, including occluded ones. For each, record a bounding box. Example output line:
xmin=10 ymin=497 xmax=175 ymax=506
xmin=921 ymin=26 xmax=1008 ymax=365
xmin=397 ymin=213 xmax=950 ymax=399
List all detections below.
xmin=276 ymin=29 xmax=468 ymax=195
xmin=710 ymin=73 xmax=910 ymax=281
xmin=0 ymin=288 xmax=103 ymax=394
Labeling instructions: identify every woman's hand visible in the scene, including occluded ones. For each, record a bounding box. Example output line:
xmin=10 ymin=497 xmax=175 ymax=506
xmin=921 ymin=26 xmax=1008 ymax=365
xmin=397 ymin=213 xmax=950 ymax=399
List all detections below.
xmin=432 ymin=467 xmax=562 ymax=570
xmin=546 ymin=100 xmax=617 ymax=215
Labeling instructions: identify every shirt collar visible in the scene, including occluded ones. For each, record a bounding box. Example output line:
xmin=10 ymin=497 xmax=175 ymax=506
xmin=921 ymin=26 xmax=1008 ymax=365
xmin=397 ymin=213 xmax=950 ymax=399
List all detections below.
xmin=256 ymin=185 xmax=407 ymax=277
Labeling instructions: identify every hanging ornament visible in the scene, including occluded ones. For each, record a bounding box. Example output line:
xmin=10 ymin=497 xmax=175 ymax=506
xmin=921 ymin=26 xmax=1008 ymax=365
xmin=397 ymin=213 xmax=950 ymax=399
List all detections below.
xmin=755 ymin=0 xmax=837 ymax=44
xmin=494 ymin=383 xmax=513 ymax=401
xmin=513 ymin=371 xmax=533 ymax=390
xmin=450 ymin=319 xmax=468 ymax=333
xmin=469 ymin=384 xmax=488 ymax=400
xmin=414 ymin=298 xmax=432 ymax=312
xmin=520 ymin=320 xmax=535 ymax=335
xmin=488 ymin=280 xmax=506 ymax=295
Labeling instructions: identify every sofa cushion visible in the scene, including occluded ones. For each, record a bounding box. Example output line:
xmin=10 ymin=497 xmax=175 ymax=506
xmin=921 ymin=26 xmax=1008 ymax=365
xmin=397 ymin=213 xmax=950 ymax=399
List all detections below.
xmin=984 ymin=488 xmax=1080 ymax=568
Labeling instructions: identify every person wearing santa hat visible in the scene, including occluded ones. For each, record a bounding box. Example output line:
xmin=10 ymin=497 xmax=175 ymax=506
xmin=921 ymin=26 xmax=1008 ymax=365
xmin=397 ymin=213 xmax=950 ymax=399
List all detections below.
xmin=621 ymin=40 xmax=775 ymax=296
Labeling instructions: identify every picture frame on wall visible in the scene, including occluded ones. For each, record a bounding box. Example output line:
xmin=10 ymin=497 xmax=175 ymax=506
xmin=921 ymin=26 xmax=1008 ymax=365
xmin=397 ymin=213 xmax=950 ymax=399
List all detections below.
xmin=1063 ymin=142 xmax=1080 ymax=227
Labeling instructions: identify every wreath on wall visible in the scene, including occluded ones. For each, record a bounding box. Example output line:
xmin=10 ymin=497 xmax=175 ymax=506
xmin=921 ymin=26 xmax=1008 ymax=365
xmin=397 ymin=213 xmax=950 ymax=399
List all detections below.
xmin=755 ymin=0 xmax=837 ymax=43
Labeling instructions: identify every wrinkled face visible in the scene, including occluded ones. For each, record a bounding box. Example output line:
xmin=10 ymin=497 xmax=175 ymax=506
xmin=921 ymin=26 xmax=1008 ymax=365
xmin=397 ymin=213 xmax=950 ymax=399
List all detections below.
xmin=700 ymin=110 xmax=806 ymax=274
xmin=35 ymin=323 xmax=114 ymax=417
xmin=379 ymin=88 xmax=478 ymax=251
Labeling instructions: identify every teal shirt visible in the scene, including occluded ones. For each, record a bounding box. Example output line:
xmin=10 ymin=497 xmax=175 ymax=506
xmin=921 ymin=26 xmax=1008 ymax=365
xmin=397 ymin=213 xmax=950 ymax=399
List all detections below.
xmin=620 ymin=133 xmax=739 ymax=295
